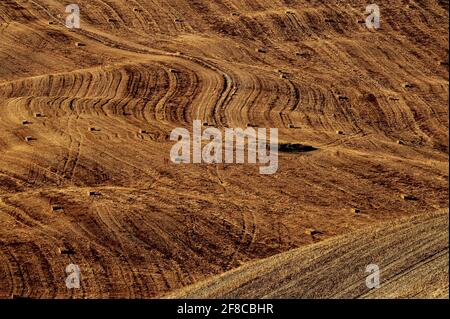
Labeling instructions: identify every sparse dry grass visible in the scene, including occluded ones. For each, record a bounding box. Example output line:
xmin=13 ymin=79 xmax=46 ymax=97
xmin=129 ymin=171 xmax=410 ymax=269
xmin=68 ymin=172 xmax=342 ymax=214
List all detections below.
xmin=167 ymin=211 xmax=449 ymax=299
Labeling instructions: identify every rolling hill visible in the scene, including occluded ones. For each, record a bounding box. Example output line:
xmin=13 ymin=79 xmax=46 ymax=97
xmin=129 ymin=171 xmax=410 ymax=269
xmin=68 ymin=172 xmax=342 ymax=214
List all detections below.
xmin=167 ymin=210 xmax=449 ymax=299
xmin=0 ymin=0 xmax=448 ymax=298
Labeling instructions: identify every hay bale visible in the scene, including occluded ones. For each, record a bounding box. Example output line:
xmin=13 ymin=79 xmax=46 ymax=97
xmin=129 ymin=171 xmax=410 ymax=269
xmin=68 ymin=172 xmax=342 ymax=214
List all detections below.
xmin=337 ymin=94 xmax=349 ymax=101
xmin=285 ymin=10 xmax=295 ymax=14
xmin=75 ymin=42 xmax=86 ymax=47
xmin=107 ymin=18 xmax=117 ymax=23
xmin=351 ymin=208 xmax=361 ymax=214
xmin=279 ymin=74 xmax=287 ymax=79
xmin=133 ymin=8 xmax=143 ymax=12
xmin=305 ymin=228 xmax=322 ymax=236
xmin=169 ymin=68 xmax=179 ymax=74
xmin=57 ymin=247 xmax=75 ymax=255
xmin=295 ymin=52 xmax=310 ymax=57
xmin=231 ymin=12 xmax=240 ymax=17
xmin=255 ymin=48 xmax=266 ymax=53
xmin=401 ymin=194 xmax=418 ymax=201
xmin=336 ymin=130 xmax=344 ymax=135
xmin=34 ymin=113 xmax=44 ymax=118
xmin=88 ymin=191 xmax=101 ymax=197
xmin=397 ymin=140 xmax=405 ymax=145
xmin=139 ymin=129 xmax=148 ymax=134
xmin=48 ymin=21 xmax=56 ymax=25
xmin=174 ymin=18 xmax=183 ymax=22
xmin=402 ymin=82 xmax=414 ymax=88
xmin=24 ymin=136 xmax=35 ymax=142
xmin=88 ymin=127 xmax=99 ymax=132
xmin=287 ymin=124 xmax=297 ymax=129
xmin=51 ymin=205 xmax=63 ymax=212
xmin=22 ymin=120 xmax=31 ymax=125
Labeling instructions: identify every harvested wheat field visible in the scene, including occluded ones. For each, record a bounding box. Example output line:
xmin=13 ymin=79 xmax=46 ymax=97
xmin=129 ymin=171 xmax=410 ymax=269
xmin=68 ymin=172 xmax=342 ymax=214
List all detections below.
xmin=167 ymin=210 xmax=449 ymax=299
xmin=0 ymin=0 xmax=448 ymax=299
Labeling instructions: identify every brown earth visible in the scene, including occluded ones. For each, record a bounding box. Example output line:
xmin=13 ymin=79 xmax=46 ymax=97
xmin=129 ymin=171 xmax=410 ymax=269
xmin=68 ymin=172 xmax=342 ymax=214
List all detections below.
xmin=0 ymin=0 xmax=448 ymax=299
